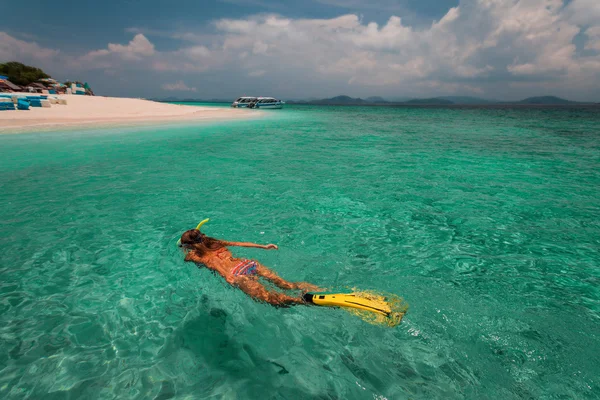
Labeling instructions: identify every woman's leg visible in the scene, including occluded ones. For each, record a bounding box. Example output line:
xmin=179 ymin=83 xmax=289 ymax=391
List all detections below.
xmin=235 ymin=277 xmax=303 ymax=306
xmin=255 ymin=262 xmax=323 ymax=292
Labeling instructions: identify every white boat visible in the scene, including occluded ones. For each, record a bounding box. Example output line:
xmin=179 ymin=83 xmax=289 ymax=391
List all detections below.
xmin=248 ymin=97 xmax=284 ymax=109
xmin=231 ymin=96 xmax=257 ymax=108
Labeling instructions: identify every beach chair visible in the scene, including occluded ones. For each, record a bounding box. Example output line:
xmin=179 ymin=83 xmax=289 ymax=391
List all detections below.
xmin=0 ymin=94 xmax=14 ymax=104
xmin=0 ymin=98 xmax=15 ymax=110
xmin=17 ymin=99 xmax=30 ymax=110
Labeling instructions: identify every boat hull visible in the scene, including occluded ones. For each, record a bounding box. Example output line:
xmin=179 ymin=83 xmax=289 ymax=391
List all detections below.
xmin=253 ymin=103 xmax=284 ymax=109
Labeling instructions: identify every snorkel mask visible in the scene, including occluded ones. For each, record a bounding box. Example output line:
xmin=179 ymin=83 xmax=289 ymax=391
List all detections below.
xmin=177 ymin=218 xmax=210 ymax=247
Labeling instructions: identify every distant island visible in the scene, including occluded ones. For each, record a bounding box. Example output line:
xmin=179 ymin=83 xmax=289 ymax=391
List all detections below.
xmin=159 ymin=95 xmax=596 ymax=106
xmin=286 ymin=95 xmax=591 ymax=106
xmin=404 ymin=98 xmax=454 ymax=105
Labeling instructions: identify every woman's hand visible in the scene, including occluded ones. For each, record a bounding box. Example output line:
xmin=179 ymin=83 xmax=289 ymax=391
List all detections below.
xmin=263 ymin=244 xmax=278 ymax=250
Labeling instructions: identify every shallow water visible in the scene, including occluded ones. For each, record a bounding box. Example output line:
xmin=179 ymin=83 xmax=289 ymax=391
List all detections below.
xmin=1 ymin=105 xmax=599 ymax=399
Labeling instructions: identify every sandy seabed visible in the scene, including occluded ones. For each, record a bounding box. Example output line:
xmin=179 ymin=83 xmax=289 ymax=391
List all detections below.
xmin=0 ymin=95 xmax=262 ymax=133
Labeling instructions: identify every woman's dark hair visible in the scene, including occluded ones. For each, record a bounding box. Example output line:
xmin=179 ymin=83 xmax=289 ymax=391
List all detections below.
xmin=180 ymin=229 xmax=225 ymax=258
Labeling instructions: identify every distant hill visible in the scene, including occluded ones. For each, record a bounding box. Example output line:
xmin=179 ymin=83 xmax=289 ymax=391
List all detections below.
xmin=405 ymin=98 xmax=454 ymax=105
xmin=516 ymin=96 xmax=579 ymax=105
xmin=388 ymin=97 xmax=412 ymax=102
xmin=309 ymin=95 xmax=369 ymax=105
xmin=436 ymin=96 xmax=495 ymax=104
xmin=296 ymin=95 xmax=453 ymax=105
xmin=281 ymin=94 xmax=595 ymax=106
xmin=366 ymin=96 xmax=389 ymax=103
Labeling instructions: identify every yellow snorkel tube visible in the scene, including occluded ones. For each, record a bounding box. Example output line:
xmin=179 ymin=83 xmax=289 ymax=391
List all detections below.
xmin=177 ymin=218 xmax=210 ymax=247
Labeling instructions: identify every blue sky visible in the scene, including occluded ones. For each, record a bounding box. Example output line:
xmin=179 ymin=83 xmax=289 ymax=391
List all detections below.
xmin=2 ymin=0 xmax=600 ymax=101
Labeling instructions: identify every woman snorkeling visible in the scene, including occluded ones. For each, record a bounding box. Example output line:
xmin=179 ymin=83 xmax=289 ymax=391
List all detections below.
xmin=179 ymin=227 xmax=322 ymax=306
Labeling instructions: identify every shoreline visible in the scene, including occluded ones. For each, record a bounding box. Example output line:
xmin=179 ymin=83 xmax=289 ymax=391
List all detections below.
xmin=0 ymin=95 xmax=263 ymax=134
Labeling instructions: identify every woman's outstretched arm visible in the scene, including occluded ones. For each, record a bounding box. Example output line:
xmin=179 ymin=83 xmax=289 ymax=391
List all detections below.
xmin=234 ymin=278 xmax=304 ymax=306
xmin=223 ymin=241 xmax=278 ymax=250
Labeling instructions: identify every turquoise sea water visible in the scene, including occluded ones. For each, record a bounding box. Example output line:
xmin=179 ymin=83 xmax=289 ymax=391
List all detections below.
xmin=1 ymin=104 xmax=600 ymax=399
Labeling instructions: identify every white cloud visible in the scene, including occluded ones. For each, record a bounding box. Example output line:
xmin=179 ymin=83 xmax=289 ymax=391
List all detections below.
xmin=162 ymin=81 xmax=197 ymax=92
xmin=109 ymin=34 xmax=154 ymax=57
xmin=563 ymin=0 xmax=600 ymax=26
xmin=83 ymin=34 xmax=155 ymax=62
xmin=200 ymin=5 xmax=570 ymax=87
xmin=585 ymin=26 xmax=600 ymax=51
xmin=0 ymin=32 xmax=60 ymax=62
xmin=185 ymin=45 xmax=211 ymax=59
xmin=0 ymin=32 xmax=74 ymax=78
xmin=252 ymin=41 xmax=269 ymax=55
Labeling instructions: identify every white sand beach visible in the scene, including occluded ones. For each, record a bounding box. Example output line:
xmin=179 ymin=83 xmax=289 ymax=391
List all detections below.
xmin=0 ymin=95 xmax=261 ymax=133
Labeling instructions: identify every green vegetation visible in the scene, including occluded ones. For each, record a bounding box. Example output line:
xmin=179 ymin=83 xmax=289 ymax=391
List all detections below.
xmin=0 ymin=61 xmax=50 ymax=86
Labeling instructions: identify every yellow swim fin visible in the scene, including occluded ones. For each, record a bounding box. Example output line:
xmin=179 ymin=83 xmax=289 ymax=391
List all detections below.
xmin=303 ymin=292 xmax=407 ymax=327
xmin=303 ymin=292 xmax=391 ymax=316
